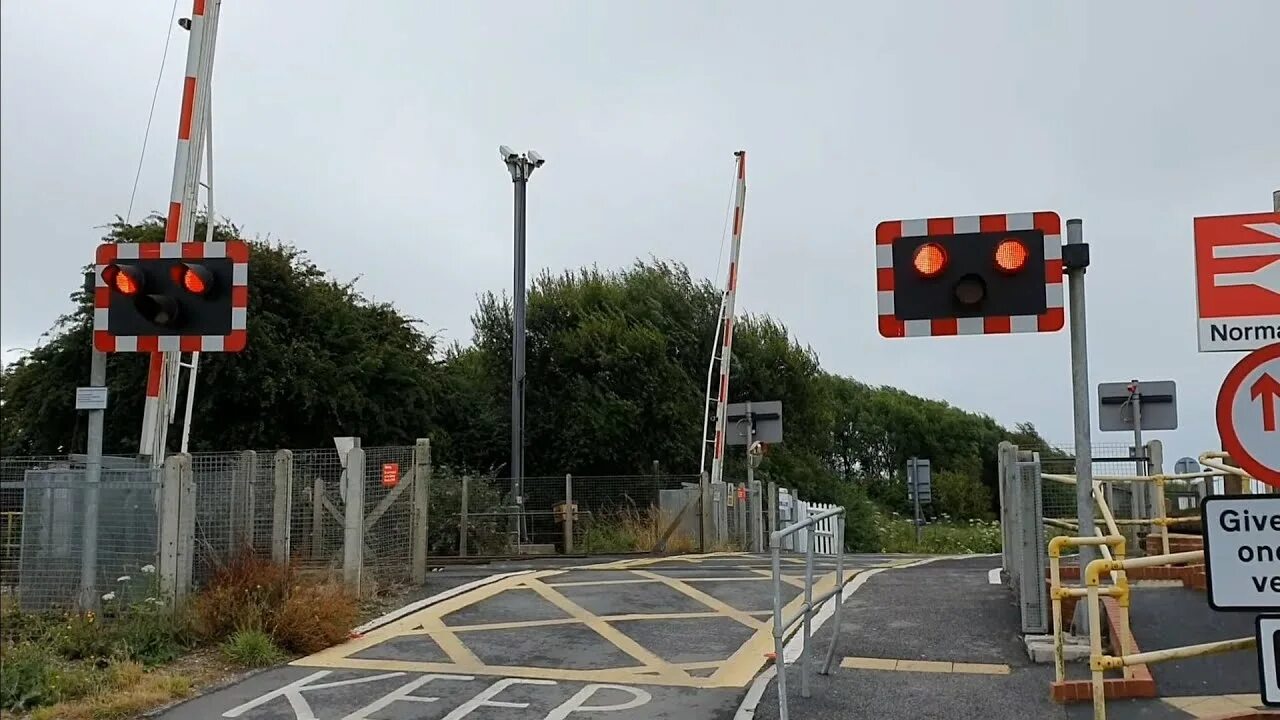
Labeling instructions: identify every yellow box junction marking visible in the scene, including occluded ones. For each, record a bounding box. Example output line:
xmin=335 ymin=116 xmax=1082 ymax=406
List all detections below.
xmin=291 ymin=553 xmax=851 ymax=689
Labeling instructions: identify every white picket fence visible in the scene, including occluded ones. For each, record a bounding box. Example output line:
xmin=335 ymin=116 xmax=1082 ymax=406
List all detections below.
xmin=778 ymin=492 xmax=840 ymax=555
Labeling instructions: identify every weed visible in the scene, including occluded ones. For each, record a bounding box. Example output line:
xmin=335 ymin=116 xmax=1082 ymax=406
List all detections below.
xmin=221 ymin=628 xmax=285 ymax=668
xmin=271 ymin=582 xmax=359 ymax=655
xmin=113 ymin=603 xmax=193 ymax=666
xmin=191 ymin=550 xmax=293 ymax=640
xmin=580 ymin=502 xmax=697 ymax=554
xmin=875 ymin=512 xmax=1002 ymax=554
xmin=1 ymin=643 xmax=59 ymax=712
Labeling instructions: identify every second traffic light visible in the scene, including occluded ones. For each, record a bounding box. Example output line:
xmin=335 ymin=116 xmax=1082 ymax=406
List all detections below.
xmin=94 ymin=241 xmax=248 ymax=352
xmin=876 ymin=212 xmax=1064 ymax=338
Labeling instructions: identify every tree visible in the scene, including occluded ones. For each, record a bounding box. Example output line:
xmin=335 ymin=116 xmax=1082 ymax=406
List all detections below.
xmin=1 ymin=215 xmax=448 ymax=455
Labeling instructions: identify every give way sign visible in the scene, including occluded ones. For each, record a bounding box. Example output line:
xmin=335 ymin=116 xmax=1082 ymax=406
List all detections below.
xmin=1195 ymin=212 xmax=1280 ymax=352
xmin=1217 ymin=343 xmax=1280 ymax=487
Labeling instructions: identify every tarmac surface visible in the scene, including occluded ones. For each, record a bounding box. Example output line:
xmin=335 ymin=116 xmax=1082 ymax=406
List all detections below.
xmin=156 ymin=552 xmax=921 ymax=720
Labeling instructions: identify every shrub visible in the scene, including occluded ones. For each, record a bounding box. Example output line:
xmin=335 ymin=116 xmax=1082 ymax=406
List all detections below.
xmin=934 ymin=471 xmax=994 ymax=521
xmin=271 ymin=582 xmax=359 ymax=655
xmin=222 ymin=628 xmax=285 ymax=668
xmin=191 ymin=551 xmax=293 ymax=641
xmin=1 ymin=643 xmax=60 ymax=711
xmin=47 ymin=613 xmax=115 ymax=661
xmin=875 ymin=512 xmax=1002 ymax=554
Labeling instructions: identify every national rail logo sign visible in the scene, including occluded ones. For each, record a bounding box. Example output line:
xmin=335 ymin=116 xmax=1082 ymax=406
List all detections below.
xmin=1195 ymin=212 xmax=1280 ymax=352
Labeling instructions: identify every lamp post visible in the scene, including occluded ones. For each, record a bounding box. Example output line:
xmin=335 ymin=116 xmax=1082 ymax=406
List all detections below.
xmin=500 ymin=146 xmax=544 ymax=540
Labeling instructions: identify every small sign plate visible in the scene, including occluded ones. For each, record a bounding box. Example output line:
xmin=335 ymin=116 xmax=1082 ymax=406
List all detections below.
xmin=75 ymin=386 xmax=108 ymax=411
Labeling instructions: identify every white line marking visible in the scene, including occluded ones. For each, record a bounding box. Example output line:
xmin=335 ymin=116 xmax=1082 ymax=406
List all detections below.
xmin=988 ymin=567 xmax=1002 ymax=585
xmin=352 ymin=570 xmax=536 ymax=635
xmin=732 ymin=555 xmax=962 ymax=719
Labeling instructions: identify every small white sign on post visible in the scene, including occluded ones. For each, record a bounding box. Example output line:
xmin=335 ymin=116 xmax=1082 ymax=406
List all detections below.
xmin=75 ymin=386 xmax=108 ymax=411
xmin=1259 ymin=615 xmax=1280 ymax=708
xmin=1201 ymin=495 xmax=1280 ymax=611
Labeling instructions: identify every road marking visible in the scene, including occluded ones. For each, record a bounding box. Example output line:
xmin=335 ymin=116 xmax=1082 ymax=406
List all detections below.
xmin=988 ymin=567 xmax=1002 ymax=585
xmin=841 ymin=657 xmax=1010 ymax=675
xmin=630 ymin=570 xmax=765 ymax=630
xmin=732 ymin=555 xmax=970 ymax=720
xmin=353 ymin=570 xmax=537 ymax=635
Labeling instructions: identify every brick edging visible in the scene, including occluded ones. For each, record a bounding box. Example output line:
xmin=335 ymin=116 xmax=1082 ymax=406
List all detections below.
xmin=1050 ymin=595 xmax=1156 ymax=703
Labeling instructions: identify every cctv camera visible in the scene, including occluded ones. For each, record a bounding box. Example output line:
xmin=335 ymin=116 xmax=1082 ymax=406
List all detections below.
xmin=526 ymin=150 xmax=545 ymax=167
xmin=499 ymin=145 xmax=518 ymax=162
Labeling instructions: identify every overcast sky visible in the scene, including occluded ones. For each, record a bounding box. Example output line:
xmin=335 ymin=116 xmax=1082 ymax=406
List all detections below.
xmin=2 ymin=1 xmax=1277 ymax=464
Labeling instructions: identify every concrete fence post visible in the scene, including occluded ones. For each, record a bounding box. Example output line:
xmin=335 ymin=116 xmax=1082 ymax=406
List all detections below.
xmin=459 ymin=476 xmax=470 ymax=558
xmin=563 ymin=474 xmax=574 ymax=554
xmin=411 ymin=439 xmax=431 ymax=584
xmin=232 ymin=450 xmax=257 ymax=552
xmin=159 ymin=454 xmax=195 ymax=606
xmin=311 ymin=476 xmax=324 ymax=560
xmin=749 ymin=480 xmax=763 ymax=553
xmin=272 ymin=450 xmax=293 ymax=566
xmin=343 ymin=448 xmax=365 ymax=590
xmin=699 ymin=471 xmax=711 ymax=552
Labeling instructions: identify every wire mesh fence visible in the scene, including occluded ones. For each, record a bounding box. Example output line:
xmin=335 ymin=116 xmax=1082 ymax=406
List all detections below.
xmin=2 ymin=465 xmax=161 ymax=611
xmin=361 ymin=445 xmax=415 ymax=586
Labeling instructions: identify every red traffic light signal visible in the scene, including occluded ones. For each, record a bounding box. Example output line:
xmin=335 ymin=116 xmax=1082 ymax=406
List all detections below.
xmin=93 ymin=241 xmax=249 ymax=353
xmin=994 ymin=238 xmax=1030 ymax=274
xmin=101 ymin=264 xmax=144 ymax=296
xmin=912 ymin=243 xmax=948 ymax=278
xmin=171 ymin=263 xmax=214 ymax=295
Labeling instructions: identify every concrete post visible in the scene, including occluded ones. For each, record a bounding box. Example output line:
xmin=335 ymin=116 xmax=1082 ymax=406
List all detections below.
xmin=749 ymin=480 xmax=763 ymax=553
xmin=177 ymin=461 xmax=196 ymax=603
xmin=232 ymin=450 xmax=257 ymax=552
xmin=563 ymin=474 xmax=574 ymax=554
xmin=159 ymin=454 xmax=195 ymax=606
xmin=699 ymin=471 xmax=711 ymax=552
xmin=271 ymin=450 xmax=293 ymax=566
xmin=459 ymin=476 xmax=469 ymax=557
xmin=766 ymin=480 xmax=777 ymax=539
xmin=411 ymin=439 xmax=431 ymax=584
xmin=311 ymin=476 xmax=324 ymax=560
xmin=343 ymin=448 xmax=365 ymax=590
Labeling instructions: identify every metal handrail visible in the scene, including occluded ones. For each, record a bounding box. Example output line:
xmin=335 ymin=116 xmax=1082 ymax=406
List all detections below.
xmin=770 ymin=506 xmax=846 ymax=720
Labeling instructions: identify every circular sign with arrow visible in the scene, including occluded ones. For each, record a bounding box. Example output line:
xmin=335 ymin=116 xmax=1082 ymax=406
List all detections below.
xmin=1217 ymin=342 xmax=1280 ymax=488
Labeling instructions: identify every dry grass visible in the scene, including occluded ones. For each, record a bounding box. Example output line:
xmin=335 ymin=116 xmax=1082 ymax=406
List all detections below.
xmin=271 ymin=582 xmax=359 ymax=655
xmin=581 ymin=504 xmax=701 ymax=554
xmin=24 ymin=648 xmax=232 ymax=720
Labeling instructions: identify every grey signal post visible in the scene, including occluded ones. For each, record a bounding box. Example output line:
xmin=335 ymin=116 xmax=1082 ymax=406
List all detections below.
xmin=725 ymin=401 xmax=782 ymax=552
xmin=1064 ymin=218 xmax=1097 ymax=632
xmin=501 ymin=146 xmax=544 ymax=541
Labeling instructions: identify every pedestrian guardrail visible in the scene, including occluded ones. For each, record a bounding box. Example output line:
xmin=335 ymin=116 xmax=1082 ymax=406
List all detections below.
xmin=1046 ymin=455 xmax=1258 ymax=720
xmin=769 ymin=505 xmax=846 ymax=720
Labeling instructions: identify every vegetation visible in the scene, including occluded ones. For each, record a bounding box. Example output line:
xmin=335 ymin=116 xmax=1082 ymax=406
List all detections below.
xmin=0 ymin=554 xmax=356 ymax=716
xmin=0 ymin=215 xmax=1054 ymax=553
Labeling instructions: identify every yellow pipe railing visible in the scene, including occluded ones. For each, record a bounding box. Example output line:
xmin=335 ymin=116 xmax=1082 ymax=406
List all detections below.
xmin=1047 ymin=534 xmax=1126 ymax=684
xmin=1079 ymin=550 xmax=1258 ymax=720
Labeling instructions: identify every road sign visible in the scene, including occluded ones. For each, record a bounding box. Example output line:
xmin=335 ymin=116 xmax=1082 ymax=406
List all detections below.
xmin=1216 ymin=343 xmax=1280 ymax=487
xmin=906 ymin=458 xmax=932 ymax=503
xmin=1174 ymin=457 xmax=1201 ymax=475
xmin=876 ymin=211 xmax=1064 ymax=338
xmin=1097 ymin=380 xmax=1178 ymax=432
xmin=723 ymin=401 xmax=783 ymax=445
xmin=1194 ymin=212 xmax=1280 ymax=352
xmin=1201 ymin=495 xmax=1280 ymax=611
xmin=1259 ymin=615 xmax=1280 ymax=707
xmin=74 ymin=386 xmax=108 ymax=411
xmin=93 ymin=241 xmax=249 ymax=352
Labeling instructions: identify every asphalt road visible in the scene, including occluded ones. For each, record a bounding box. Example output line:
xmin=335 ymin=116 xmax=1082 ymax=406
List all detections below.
xmin=155 ymin=552 xmax=919 ymax=720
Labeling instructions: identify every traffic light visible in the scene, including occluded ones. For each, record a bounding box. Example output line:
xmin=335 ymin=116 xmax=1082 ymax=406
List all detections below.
xmin=93 ymin=241 xmax=249 ymax=352
xmin=876 ymin=212 xmax=1065 ymax=337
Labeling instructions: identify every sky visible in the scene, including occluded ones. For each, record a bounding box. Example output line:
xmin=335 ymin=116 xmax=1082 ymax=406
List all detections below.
xmin=2 ymin=1 xmax=1277 ymax=465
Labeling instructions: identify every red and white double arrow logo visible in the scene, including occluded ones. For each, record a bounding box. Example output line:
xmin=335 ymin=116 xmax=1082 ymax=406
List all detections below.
xmin=1213 ymin=221 xmax=1280 ymax=294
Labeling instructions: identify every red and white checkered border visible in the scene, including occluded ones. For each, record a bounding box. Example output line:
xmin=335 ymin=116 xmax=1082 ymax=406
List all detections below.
xmin=875 ymin=211 xmax=1064 ymax=338
xmin=93 ymin=240 xmax=249 ymax=353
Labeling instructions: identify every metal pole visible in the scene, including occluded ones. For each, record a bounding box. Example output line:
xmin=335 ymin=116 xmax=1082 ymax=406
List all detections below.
xmin=1273 ymin=189 xmax=1279 ymax=212
xmin=771 ymin=534 xmax=789 ymax=720
xmin=801 ymin=528 xmax=814 ymax=698
xmin=1066 ymin=218 xmax=1097 ymax=632
xmin=510 ymin=172 xmax=527 ymax=542
xmin=821 ymin=514 xmax=846 ymax=674
xmin=767 ymin=480 xmax=777 ymax=538
xmin=78 ymin=348 xmax=106 ymax=610
xmin=1130 ymin=383 xmax=1144 ymax=514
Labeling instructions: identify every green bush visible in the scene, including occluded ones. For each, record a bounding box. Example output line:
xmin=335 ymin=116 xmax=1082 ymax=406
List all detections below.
xmin=221 ymin=628 xmax=285 ymax=668
xmin=1 ymin=643 xmax=60 ymax=711
xmin=829 ymin=483 xmax=880 ymax=553
xmin=934 ymin=471 xmax=994 ymax=521
xmin=113 ymin=603 xmax=193 ymax=666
